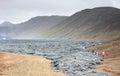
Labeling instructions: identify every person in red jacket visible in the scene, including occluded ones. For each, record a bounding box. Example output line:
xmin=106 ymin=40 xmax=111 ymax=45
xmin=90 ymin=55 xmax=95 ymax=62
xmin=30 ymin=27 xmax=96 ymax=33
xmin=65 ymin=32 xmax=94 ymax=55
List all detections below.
xmin=102 ymin=51 xmax=109 ymax=59
xmin=105 ymin=51 xmax=109 ymax=56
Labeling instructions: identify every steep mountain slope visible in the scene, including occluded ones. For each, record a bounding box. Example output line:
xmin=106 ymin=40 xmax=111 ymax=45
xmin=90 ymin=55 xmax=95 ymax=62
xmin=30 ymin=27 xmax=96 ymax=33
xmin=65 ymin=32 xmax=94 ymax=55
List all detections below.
xmin=15 ymin=16 xmax=68 ymax=38
xmin=43 ymin=7 xmax=120 ymax=40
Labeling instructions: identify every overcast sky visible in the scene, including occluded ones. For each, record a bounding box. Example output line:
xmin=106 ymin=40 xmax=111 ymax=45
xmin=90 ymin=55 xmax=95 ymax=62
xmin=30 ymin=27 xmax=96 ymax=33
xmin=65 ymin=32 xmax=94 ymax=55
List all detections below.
xmin=0 ymin=0 xmax=120 ymax=24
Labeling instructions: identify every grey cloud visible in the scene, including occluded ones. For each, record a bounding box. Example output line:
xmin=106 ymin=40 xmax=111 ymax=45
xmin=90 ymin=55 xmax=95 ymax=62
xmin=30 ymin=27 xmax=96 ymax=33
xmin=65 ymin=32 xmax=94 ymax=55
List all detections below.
xmin=0 ymin=0 xmax=118 ymax=23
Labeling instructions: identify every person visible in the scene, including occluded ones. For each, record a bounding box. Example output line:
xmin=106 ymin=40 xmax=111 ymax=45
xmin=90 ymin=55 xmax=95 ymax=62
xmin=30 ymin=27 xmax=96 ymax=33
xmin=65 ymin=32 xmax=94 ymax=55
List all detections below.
xmin=102 ymin=51 xmax=105 ymax=58
xmin=96 ymin=51 xmax=98 ymax=56
xmin=105 ymin=51 xmax=109 ymax=56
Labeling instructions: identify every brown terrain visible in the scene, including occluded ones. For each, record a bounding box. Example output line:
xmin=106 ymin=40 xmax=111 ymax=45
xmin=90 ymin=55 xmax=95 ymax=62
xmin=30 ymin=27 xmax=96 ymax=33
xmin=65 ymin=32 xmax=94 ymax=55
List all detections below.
xmin=0 ymin=52 xmax=67 ymax=76
xmin=90 ymin=38 xmax=120 ymax=76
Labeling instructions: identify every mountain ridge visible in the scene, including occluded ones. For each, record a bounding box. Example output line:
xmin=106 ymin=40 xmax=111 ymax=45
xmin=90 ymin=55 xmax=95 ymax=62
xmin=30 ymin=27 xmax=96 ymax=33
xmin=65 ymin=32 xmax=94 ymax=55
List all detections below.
xmin=43 ymin=7 xmax=120 ymax=40
xmin=0 ymin=7 xmax=120 ymax=40
xmin=0 ymin=16 xmax=68 ymax=38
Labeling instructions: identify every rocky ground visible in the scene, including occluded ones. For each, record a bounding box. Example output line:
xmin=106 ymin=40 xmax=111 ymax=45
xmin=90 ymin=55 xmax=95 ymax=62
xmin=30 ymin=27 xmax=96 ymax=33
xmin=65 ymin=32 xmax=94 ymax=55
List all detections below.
xmin=0 ymin=39 xmax=108 ymax=76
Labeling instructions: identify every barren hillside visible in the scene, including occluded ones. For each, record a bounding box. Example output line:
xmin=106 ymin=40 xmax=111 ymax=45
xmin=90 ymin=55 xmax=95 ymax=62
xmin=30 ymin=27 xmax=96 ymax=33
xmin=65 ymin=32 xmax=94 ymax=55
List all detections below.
xmin=43 ymin=7 xmax=120 ymax=40
xmin=90 ymin=37 xmax=120 ymax=76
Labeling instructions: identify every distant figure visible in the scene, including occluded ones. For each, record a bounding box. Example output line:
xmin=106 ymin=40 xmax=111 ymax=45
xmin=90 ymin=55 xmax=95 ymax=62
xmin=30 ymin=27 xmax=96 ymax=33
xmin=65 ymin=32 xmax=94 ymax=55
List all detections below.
xmin=102 ymin=51 xmax=105 ymax=58
xmin=96 ymin=51 xmax=98 ymax=56
xmin=105 ymin=51 xmax=109 ymax=56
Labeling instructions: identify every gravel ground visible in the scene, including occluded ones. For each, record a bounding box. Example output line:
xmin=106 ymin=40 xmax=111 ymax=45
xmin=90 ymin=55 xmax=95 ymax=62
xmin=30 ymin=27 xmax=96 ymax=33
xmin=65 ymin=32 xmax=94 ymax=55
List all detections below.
xmin=0 ymin=39 xmax=108 ymax=76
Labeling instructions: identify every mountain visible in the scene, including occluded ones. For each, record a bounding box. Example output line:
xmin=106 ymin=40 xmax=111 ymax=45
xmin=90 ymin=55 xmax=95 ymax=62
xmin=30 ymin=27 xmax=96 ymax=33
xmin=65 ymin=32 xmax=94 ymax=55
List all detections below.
xmin=0 ymin=21 xmax=15 ymax=36
xmin=43 ymin=7 xmax=120 ymax=40
xmin=0 ymin=21 xmax=13 ymax=26
xmin=0 ymin=7 xmax=120 ymax=40
xmin=0 ymin=16 xmax=68 ymax=38
xmin=15 ymin=16 xmax=68 ymax=38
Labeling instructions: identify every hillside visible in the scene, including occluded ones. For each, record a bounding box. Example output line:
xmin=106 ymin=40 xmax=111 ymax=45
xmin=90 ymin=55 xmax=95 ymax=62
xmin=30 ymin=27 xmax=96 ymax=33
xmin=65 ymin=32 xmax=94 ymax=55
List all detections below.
xmin=0 ymin=7 xmax=120 ymax=40
xmin=0 ymin=16 xmax=68 ymax=38
xmin=90 ymin=37 xmax=120 ymax=76
xmin=43 ymin=7 xmax=120 ymax=40
xmin=14 ymin=16 xmax=68 ymax=38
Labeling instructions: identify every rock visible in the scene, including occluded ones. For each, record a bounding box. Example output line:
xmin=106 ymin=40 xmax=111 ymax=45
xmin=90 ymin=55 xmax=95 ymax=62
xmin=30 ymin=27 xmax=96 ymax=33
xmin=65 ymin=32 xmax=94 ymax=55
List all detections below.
xmin=0 ymin=39 xmax=108 ymax=76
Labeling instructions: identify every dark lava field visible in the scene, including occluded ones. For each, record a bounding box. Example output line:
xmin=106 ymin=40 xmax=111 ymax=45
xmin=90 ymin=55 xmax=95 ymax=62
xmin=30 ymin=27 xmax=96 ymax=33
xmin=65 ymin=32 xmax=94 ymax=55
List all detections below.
xmin=0 ymin=39 xmax=108 ymax=76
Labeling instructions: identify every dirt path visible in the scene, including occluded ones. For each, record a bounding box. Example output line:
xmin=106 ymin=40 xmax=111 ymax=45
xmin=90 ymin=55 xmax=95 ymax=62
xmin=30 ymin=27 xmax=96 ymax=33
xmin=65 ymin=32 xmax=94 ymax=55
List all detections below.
xmin=90 ymin=39 xmax=120 ymax=76
xmin=90 ymin=56 xmax=120 ymax=76
xmin=0 ymin=52 xmax=67 ymax=76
